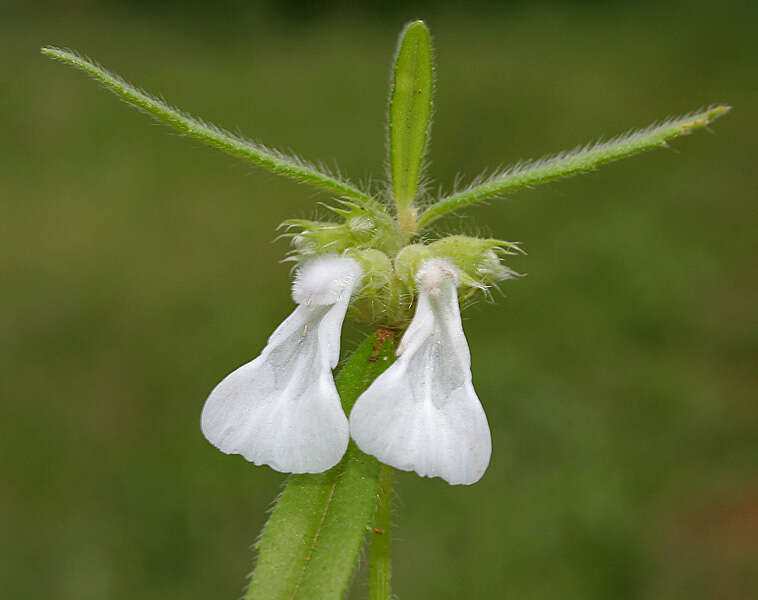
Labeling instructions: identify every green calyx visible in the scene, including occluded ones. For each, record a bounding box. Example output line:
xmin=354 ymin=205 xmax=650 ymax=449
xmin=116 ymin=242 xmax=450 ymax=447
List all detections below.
xmin=283 ymin=223 xmax=522 ymax=327
xmin=346 ymin=249 xmax=399 ymax=324
xmin=428 ymin=236 xmax=523 ymax=290
xmin=280 ymin=199 xmax=403 ymax=260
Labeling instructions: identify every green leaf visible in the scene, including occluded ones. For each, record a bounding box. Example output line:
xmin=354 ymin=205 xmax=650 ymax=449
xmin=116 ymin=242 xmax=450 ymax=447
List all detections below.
xmin=247 ymin=329 xmax=399 ymax=600
xmin=41 ymin=47 xmax=371 ymax=202
xmin=417 ymin=105 xmax=731 ymax=229
xmin=388 ymin=20 xmax=434 ymax=228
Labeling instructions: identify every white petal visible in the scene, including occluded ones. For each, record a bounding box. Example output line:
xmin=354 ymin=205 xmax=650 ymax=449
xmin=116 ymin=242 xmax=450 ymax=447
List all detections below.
xmin=350 ymin=258 xmax=491 ymax=485
xmin=201 ymin=255 xmax=362 ymax=474
xmin=292 ymin=253 xmax=363 ymax=309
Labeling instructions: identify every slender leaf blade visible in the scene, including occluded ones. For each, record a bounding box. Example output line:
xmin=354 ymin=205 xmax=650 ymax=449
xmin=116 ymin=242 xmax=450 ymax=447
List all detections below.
xmin=389 ymin=20 xmax=434 ymax=215
xmin=417 ymin=105 xmax=731 ymax=229
xmin=41 ymin=46 xmax=371 ymax=202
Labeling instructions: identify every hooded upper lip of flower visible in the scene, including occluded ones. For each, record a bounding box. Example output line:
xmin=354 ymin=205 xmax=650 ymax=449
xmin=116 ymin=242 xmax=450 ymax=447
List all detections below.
xmin=349 ymin=257 xmax=491 ymax=485
xmin=200 ymin=254 xmax=363 ymax=474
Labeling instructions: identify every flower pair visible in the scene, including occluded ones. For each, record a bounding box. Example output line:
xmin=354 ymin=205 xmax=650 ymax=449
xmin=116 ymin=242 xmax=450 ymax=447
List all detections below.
xmin=201 ymin=254 xmax=490 ymax=485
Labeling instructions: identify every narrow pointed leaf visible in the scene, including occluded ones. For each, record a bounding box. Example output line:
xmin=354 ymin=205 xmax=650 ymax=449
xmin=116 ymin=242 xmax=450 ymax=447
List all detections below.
xmin=417 ymin=106 xmax=731 ymax=229
xmin=41 ymin=47 xmax=371 ymax=202
xmin=389 ymin=21 xmax=434 ymax=218
xmin=247 ymin=329 xmax=398 ymax=600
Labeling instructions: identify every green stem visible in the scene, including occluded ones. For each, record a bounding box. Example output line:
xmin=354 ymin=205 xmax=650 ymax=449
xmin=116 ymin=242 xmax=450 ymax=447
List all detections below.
xmin=40 ymin=47 xmax=371 ymax=202
xmin=369 ymin=465 xmax=393 ymax=600
xmin=417 ymin=105 xmax=730 ymax=229
xmin=246 ymin=329 xmax=399 ymax=600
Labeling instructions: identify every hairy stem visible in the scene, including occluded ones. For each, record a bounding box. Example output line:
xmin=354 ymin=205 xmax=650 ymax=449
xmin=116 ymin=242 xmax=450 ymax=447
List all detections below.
xmin=369 ymin=465 xmax=393 ymax=600
xmin=417 ymin=105 xmax=730 ymax=229
xmin=41 ymin=47 xmax=371 ymax=202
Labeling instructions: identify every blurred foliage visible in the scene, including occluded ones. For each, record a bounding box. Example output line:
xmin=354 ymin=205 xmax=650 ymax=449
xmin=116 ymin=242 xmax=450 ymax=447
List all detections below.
xmin=1 ymin=1 xmax=756 ymax=599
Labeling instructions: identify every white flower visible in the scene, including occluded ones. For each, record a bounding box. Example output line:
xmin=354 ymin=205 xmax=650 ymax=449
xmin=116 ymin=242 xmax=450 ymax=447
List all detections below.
xmin=349 ymin=258 xmax=491 ymax=485
xmin=201 ymin=255 xmax=363 ymax=474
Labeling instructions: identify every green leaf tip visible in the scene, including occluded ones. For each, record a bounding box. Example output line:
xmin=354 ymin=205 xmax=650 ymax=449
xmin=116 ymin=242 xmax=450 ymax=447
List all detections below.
xmin=40 ymin=46 xmax=371 ymax=202
xmin=677 ymin=104 xmax=731 ymax=133
xmin=417 ymin=105 xmax=732 ymax=229
xmin=389 ymin=19 xmax=434 ymax=230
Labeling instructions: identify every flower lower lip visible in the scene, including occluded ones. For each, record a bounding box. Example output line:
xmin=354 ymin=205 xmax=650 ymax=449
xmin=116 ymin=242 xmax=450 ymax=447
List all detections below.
xmin=201 ymin=255 xmax=361 ymax=474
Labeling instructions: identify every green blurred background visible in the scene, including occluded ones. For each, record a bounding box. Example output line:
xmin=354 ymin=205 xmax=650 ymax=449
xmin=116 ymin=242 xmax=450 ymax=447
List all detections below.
xmin=2 ymin=1 xmax=756 ymax=598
